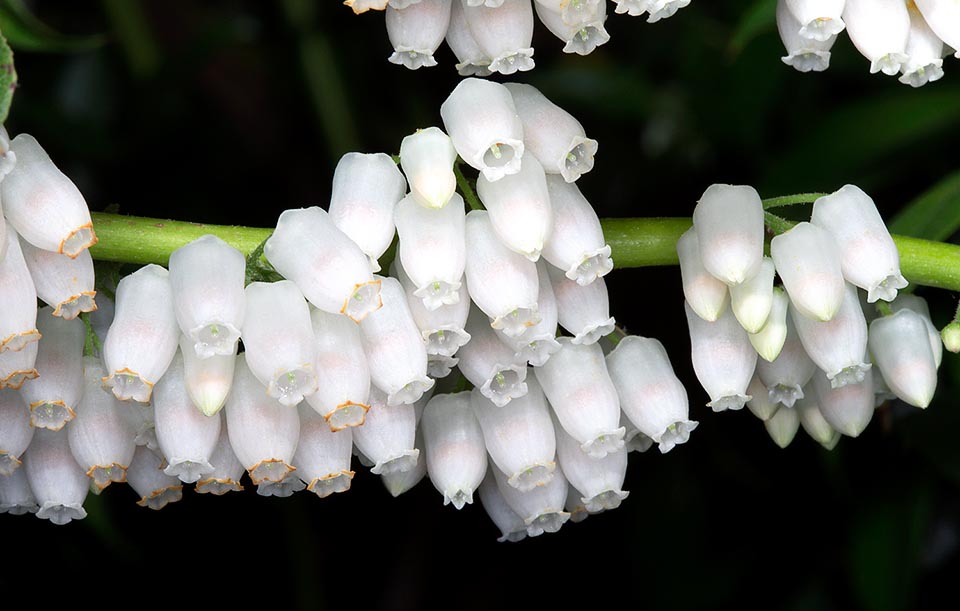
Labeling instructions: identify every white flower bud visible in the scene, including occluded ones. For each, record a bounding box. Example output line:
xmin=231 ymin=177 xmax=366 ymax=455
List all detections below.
xmin=534 ymin=0 xmax=610 ymax=55
xmin=422 ymin=391 xmax=487 ymax=509
xmin=792 ymin=283 xmax=871 ymax=388
xmin=899 ymin=4 xmax=945 ymax=87
xmin=330 ymin=153 xmax=405 ymax=271
xmin=496 ymin=260 xmax=561 ymax=366
xmin=351 ymin=387 xmax=419 ymax=475
xmin=0 ymin=340 xmax=38 ymax=390
xmin=535 ymin=339 xmax=625 ymax=457
xmin=756 ymin=314 xmax=816 ymax=408
xmin=102 ymin=264 xmax=179 ymax=403
xmin=553 ymin=415 xmax=628 ymax=513
xmin=677 ymin=227 xmax=729 ymax=322
xmin=478 ymin=471 xmax=527 ymax=543
xmin=784 ymin=0 xmax=847 ymax=41
xmin=264 ymin=206 xmax=382 ymax=322
xmin=0 ymin=134 xmax=96 ymax=257
xmin=541 ymin=180 xmax=611 ymax=287
xmin=21 ymin=311 xmax=85 ymax=430
xmin=749 ymin=287 xmax=789 ymax=362
xmin=381 ymin=428 xmax=427 ymax=497
xmin=646 ymin=0 xmax=691 ymax=22
xmin=843 ymin=0 xmax=910 ymax=75
xmin=471 ymin=381 xmax=557 ymax=491
xmin=464 ymin=210 xmax=541 ymax=337
xmin=344 ymin=0 xmax=390 ymax=13
xmin=386 ymin=0 xmax=453 ymax=70
xmin=813 ymin=368 xmax=875 ymax=437
xmin=771 ymin=222 xmax=845 ymax=322
xmin=67 ymin=357 xmax=136 ymax=490
xmin=440 ymin=78 xmax=525 ymax=181
xmin=548 ymin=264 xmax=615 ymax=344
xmin=463 ymin=0 xmax=535 ymax=74
xmin=242 ymin=281 xmax=318 ymax=407
xmin=392 ymin=257 xmax=471 ymax=357
xmin=746 ymin=375 xmax=780 ymax=421
xmin=399 ymin=127 xmax=457 ymax=210
xmin=0 ymin=388 xmax=33 ymax=475
xmin=777 ymin=0 xmax=836 ymax=72
xmin=606 ymin=336 xmax=696 ymax=453
xmin=477 ymin=152 xmax=552 ymax=261
xmin=180 ymin=335 xmax=235 ymax=417
xmin=693 ymin=184 xmax=764 ymax=286
xmin=23 ymin=428 xmax=88 ymax=524
xmin=492 ymin=461 xmax=570 ymax=537
xmin=0 ymin=467 xmax=38 ymax=515
xmin=360 ymin=276 xmax=435 ymax=405
xmin=169 ymin=235 xmax=246 ymax=358
xmin=868 ymin=309 xmax=938 ymax=408
xmin=915 ymin=0 xmax=960 ymax=58
xmin=126 ymin=446 xmax=183 ymax=510
xmin=764 ymin=403 xmax=800 ymax=448
xmin=293 ymin=404 xmax=354 ymax=498
xmin=811 ymin=185 xmax=907 ymax=303
xmin=796 ymin=389 xmax=837 ymax=445
xmin=305 ymin=308 xmax=371 ymax=430
xmin=459 ymin=306 xmax=528 ymax=407
xmin=225 ymin=355 xmax=301 ymax=485
xmin=394 ymin=191 xmax=466 ymax=309
xmin=0 ymin=228 xmax=40 ymax=353
xmin=943 ymin=321 xmax=960 ymax=354
xmin=21 ymin=240 xmax=96 ymax=320
xmin=446 ymin=0 xmax=493 ymax=76
xmin=730 ymin=257 xmax=775 ymax=334
xmin=890 ymin=293 xmax=942 ymax=367
xmin=195 ymin=417 xmax=245 ymax=495
xmin=685 ymin=301 xmax=757 ymax=411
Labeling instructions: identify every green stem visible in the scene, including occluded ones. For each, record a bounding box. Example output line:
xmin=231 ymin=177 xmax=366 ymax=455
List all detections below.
xmin=454 ymin=161 xmax=484 ymax=211
xmin=762 ymin=193 xmax=828 ymax=210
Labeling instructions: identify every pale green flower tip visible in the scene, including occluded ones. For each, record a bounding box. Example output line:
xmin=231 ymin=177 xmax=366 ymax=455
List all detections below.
xmin=941 ymin=322 xmax=960 ymax=354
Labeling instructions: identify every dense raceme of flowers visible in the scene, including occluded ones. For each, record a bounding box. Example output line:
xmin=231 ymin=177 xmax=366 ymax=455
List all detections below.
xmin=344 ymin=0 xmax=693 ymax=73
xmin=776 ymin=0 xmax=959 ymax=87
xmin=681 ymin=183 xmax=941 ymax=449
xmin=0 ymin=79 xmax=705 ymax=541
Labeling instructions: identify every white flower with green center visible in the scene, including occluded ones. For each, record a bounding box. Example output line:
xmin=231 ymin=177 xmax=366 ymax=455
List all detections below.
xmin=385 ymin=0 xmax=452 ymax=70
xmin=843 ymin=0 xmax=910 ymax=74
xmin=24 ymin=428 xmax=88 ymax=524
xmin=422 ymin=392 xmax=487 ymax=509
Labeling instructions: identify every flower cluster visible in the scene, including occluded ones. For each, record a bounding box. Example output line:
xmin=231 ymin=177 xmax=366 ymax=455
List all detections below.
xmin=681 ymin=183 xmax=941 ymax=449
xmin=0 ymin=79 xmax=699 ymax=543
xmin=776 ymin=0 xmax=959 ymax=87
xmin=345 ymin=0 xmax=692 ymax=73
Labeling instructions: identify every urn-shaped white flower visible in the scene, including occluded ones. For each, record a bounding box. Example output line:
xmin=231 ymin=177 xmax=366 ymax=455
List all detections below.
xmin=745 ymin=375 xmax=780 ymax=421
xmin=899 ymin=3 xmax=945 ymax=87
xmin=477 ymin=152 xmax=553 ymax=261
xmin=23 ymin=428 xmax=88 ymax=524
xmin=351 ymin=387 xmax=419 ymax=475
xmin=0 ymin=388 xmax=34 ymax=475
xmin=492 ymin=461 xmax=570 ymax=537
xmin=399 ymin=127 xmax=457 ymax=210
xmin=393 ymin=257 xmax=471 ymax=357
xmin=422 ymin=391 xmax=488 ymax=509
xmin=0 ymin=339 xmax=38 ymax=390
xmin=843 ymin=0 xmax=910 ymax=75
xmin=534 ymin=0 xmax=610 ymax=56
xmin=553 ymin=415 xmax=629 ymax=513
xmin=749 ymin=287 xmax=790 ymax=362
xmin=386 ymin=0 xmax=453 ymax=70
xmin=677 ymin=227 xmax=729 ymax=323
xmin=812 ymin=368 xmax=875 ymax=437
xmin=381 ymin=426 xmax=427 ymax=497
xmin=446 ymin=0 xmax=493 ymax=76
xmin=777 ymin=0 xmax=836 ymax=72
xmin=915 ymin=0 xmax=960 ymax=58
xmin=647 ymin=0 xmax=691 ymax=22
xmin=478 ymin=471 xmax=528 ymax=543
xmin=0 ymin=228 xmax=40 ymax=353
xmin=784 ymin=0 xmax=847 ymax=41
xmin=459 ymin=306 xmax=528 ymax=407
xmin=0 ymin=467 xmax=38 ymax=515
xmin=548 ymin=264 xmax=616 ymax=344
xmin=21 ymin=311 xmax=85 ymax=430
xmin=685 ymin=300 xmax=757 ymax=412
xmin=195 ymin=417 xmax=245 ymax=495
xmin=541 ymin=177 xmax=612 ymax=285
xmin=730 ymin=257 xmax=775 ymax=334
xmin=462 ymin=0 xmax=535 ymax=74
xmin=497 ymin=260 xmax=561 ymax=367
xmin=305 ymin=308 xmax=371 ymax=430
xmin=771 ymin=222 xmax=845 ymax=322
xmin=180 ymin=335 xmax=236 ymax=417
xmin=692 ymin=184 xmax=765 ymax=286
xmin=868 ymin=309 xmax=938 ymax=408
xmin=890 ymin=293 xmax=942 ymax=368
xmin=756 ymin=314 xmax=817 ymax=408
xmin=293 ymin=404 xmax=355 ymax=498
xmin=20 ymin=240 xmax=97 ymax=320
xmin=791 ymin=283 xmax=871 ymax=388
xmin=126 ymin=445 xmax=183 ymax=510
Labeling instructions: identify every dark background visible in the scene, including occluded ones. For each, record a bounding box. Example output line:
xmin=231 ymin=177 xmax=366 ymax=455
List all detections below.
xmin=2 ymin=1 xmax=959 ymax=609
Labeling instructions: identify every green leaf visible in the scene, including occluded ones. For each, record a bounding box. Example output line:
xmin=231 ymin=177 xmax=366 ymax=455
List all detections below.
xmin=0 ymin=24 xmax=15 ymax=123
xmin=0 ymin=0 xmax=105 ymax=53
xmin=889 ymin=170 xmax=960 ymax=242
xmin=727 ymin=0 xmax=776 ymax=57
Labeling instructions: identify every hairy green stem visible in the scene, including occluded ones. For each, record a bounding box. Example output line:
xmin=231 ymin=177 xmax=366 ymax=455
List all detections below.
xmin=762 ymin=192 xmax=828 ymax=210
xmin=454 ymin=162 xmax=484 ymax=211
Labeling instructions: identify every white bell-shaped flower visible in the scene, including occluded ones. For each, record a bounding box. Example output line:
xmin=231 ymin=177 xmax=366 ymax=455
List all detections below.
xmin=471 ymin=380 xmax=556 ymax=492
xmin=242 ymin=280 xmax=318 ymax=407
xmin=293 ymin=404 xmax=354 ymax=498
xmin=685 ymin=300 xmax=757 ymax=412
xmin=440 ymin=78 xmax=525 ymax=181
xmin=757 ymin=313 xmax=817 ymax=408
xmin=677 ymin=227 xmax=729 ymax=322
xmin=478 ymin=471 xmax=528 ymax=543
xmin=492 ymin=461 xmax=570 ymax=537
xmin=459 ymin=306 xmax=528 ymax=407
xmin=611 ymin=1 xmax=650 ymax=16
xmin=446 ymin=0 xmax=493 ymax=76
xmin=102 ymin=264 xmax=179 ymax=403
xmin=67 ymin=357 xmax=136 ymax=490
xmin=21 ymin=311 xmax=85 ymax=430
xmin=329 ymin=152 xmax=405 ymax=271
xmin=553 ymin=414 xmax=629 ymax=513
xmin=646 ymin=0 xmax=691 ymax=22
xmin=497 ymin=260 xmax=561 ymax=367
xmin=606 ymin=335 xmax=697 ymax=453
xmin=393 ymin=258 xmax=471 ymax=357
xmin=305 ymin=308 xmax=371 ymax=431
xmin=225 ymin=355 xmax=301 ymax=485
xmin=399 ymin=127 xmax=457 ymax=210
xmin=125 ymin=401 xmax=157 ymax=451
xmin=548 ymin=264 xmax=615 ymax=344
xmin=771 ymin=222 xmax=845 ymax=322
xmin=784 ymin=0 xmax=847 ymax=41
xmin=730 ymin=257 xmax=775 ymax=334
xmin=777 ymin=0 xmax=836 ymax=72
xmin=422 ymin=391 xmax=487 ymax=509
xmin=21 ymin=240 xmax=96 ymax=320
xmin=0 ymin=340 xmax=38 ymax=390
xmin=868 ymin=309 xmax=938 ymax=408
xmin=351 ymin=387 xmax=419 ymax=475
xmin=195 ymin=416 xmax=245 ymax=495
xmin=890 ymin=293 xmax=942 ymax=368
xmin=386 ymin=0 xmax=453 ymax=70
xmin=345 ymin=0 xmax=390 ymax=13
xmin=360 ymin=276 xmax=434 ymax=405
xmin=623 ymin=420 xmax=655 ymax=453
xmin=0 ymin=467 xmax=38 ymax=515
xmin=764 ymin=403 xmax=800 ymax=449
xmin=180 ymin=335 xmax=235 ymax=418
xmin=534 ymin=0 xmax=610 ymax=55
xmin=746 ymin=375 xmax=780 ymax=421
xmin=915 ymin=0 xmax=960 ymax=58
xmin=792 ymin=283 xmax=871 ymax=388
xmin=541 ymin=177 xmax=611 ymax=284
xmin=0 ymin=228 xmax=40 ymax=353
xmin=464 ymin=210 xmax=541 ymax=337
xmin=843 ymin=0 xmax=910 ymax=75
xmin=154 ymin=351 xmax=220 ymax=484
xmin=477 ymin=152 xmax=552 ymax=261
xmin=749 ymin=287 xmax=789 ymax=362
xmin=811 ymin=185 xmax=907 ymax=303
xmin=534 ymin=0 xmax=602 ymax=26
xmin=126 ymin=445 xmax=183 ymax=510
xmin=535 ymin=339 xmax=625 ymax=457
xmin=169 ymin=235 xmax=246 ymax=358
xmin=264 ymin=206 xmax=382 ymax=322
xmin=381 ymin=427 xmax=427 ymax=497
xmin=0 ymin=134 xmax=96 ymax=257
xmin=23 ymin=428 xmax=88 ymax=524
xmin=813 ymin=368 xmax=875 ymax=437
xmin=462 ymin=0 xmax=535 ymax=74
xmin=899 ymin=4 xmax=945 ymax=87
xmin=796 ymin=389 xmax=838 ymax=446
xmin=692 ymin=184 xmax=764 ymax=286
xmin=394 ymin=191 xmax=466 ymax=309
xmin=0 ymin=388 xmax=34 ymax=475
